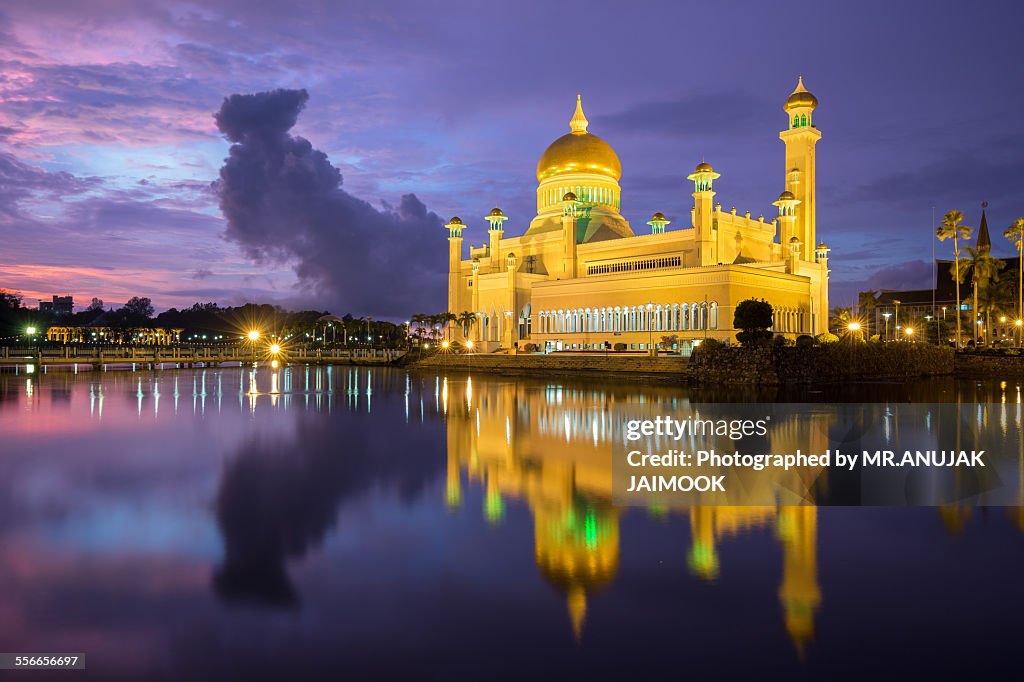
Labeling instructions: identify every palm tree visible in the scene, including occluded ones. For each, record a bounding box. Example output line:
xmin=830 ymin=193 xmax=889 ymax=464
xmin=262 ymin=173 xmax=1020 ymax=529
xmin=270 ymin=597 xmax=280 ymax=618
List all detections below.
xmin=936 ymin=210 xmax=972 ymax=347
xmin=442 ymin=312 xmax=458 ymax=340
xmin=1005 ymin=218 xmax=1024 ymax=346
xmin=954 ymin=246 xmax=1004 ymax=345
xmin=857 ymin=290 xmax=877 ymax=333
xmin=829 ymin=306 xmax=852 ymax=333
xmin=457 ymin=310 xmax=477 ymax=339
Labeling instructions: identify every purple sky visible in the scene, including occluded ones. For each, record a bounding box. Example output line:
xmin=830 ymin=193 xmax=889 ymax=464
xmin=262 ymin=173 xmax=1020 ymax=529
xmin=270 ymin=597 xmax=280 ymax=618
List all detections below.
xmin=1 ymin=0 xmax=1023 ymax=319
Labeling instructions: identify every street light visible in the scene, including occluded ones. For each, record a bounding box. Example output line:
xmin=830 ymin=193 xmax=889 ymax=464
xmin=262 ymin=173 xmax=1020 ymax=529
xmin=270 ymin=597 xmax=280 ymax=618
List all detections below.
xmin=247 ymin=330 xmax=260 ymax=341
xmin=905 ymin=326 xmax=915 ymax=340
xmin=269 ymin=343 xmax=281 ymax=354
xmin=26 ymin=326 xmax=37 ymax=335
xmin=847 ymin=322 xmax=861 ymax=332
xmin=882 ymin=312 xmax=891 ymax=341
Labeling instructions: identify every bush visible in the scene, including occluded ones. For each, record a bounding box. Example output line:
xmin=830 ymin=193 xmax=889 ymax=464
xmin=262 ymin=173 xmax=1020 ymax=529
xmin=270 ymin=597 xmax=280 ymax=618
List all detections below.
xmin=614 ymin=342 xmax=627 ymax=351
xmin=795 ymin=334 xmax=815 ymax=348
xmin=773 ymin=334 xmax=794 ymax=347
xmin=734 ymin=299 xmax=774 ymax=346
xmin=869 ymin=334 xmax=881 ymax=343
xmin=816 ymin=332 xmax=839 ymax=344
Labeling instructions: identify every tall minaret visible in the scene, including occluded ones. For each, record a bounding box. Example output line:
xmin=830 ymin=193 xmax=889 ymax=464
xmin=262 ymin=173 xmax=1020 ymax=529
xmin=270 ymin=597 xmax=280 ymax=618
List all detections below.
xmin=780 ymin=76 xmax=821 ymax=261
xmin=485 ymin=207 xmax=507 ymax=267
xmin=444 ymin=216 xmax=465 ymax=316
xmin=560 ymin=191 xmax=579 ymax=277
xmin=687 ymin=162 xmax=720 ymax=266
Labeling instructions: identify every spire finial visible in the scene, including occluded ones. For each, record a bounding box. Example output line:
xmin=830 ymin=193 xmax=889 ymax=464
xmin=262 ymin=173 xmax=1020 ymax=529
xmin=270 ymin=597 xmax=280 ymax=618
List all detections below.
xmin=570 ymin=92 xmax=589 ymax=134
xmin=793 ymin=75 xmax=808 ymax=93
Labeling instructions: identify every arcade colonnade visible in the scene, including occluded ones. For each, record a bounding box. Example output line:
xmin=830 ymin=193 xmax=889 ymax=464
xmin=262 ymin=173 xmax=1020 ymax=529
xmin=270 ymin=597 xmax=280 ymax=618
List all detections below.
xmin=536 ymin=301 xmax=719 ymax=335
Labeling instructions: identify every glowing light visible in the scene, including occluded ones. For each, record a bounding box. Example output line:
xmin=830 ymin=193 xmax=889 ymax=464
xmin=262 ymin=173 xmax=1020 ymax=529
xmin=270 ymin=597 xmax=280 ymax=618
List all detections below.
xmin=465 ymin=340 xmax=474 ymax=349
xmin=1017 ymin=320 xmax=1023 ymax=327
xmin=1000 ymin=316 xmax=1008 ymax=323
xmin=269 ymin=343 xmax=281 ymax=354
xmin=693 ymin=339 xmax=702 ymax=347
xmin=424 ymin=343 xmax=430 ymax=349
xmin=26 ymin=326 xmax=37 ymax=335
xmin=847 ymin=322 xmax=861 ymax=332
xmin=271 ymin=359 xmax=280 ymax=369
xmin=442 ymin=341 xmax=449 ymax=349
xmin=247 ymin=330 xmax=260 ymax=341
xmin=905 ymin=327 xmax=915 ymax=336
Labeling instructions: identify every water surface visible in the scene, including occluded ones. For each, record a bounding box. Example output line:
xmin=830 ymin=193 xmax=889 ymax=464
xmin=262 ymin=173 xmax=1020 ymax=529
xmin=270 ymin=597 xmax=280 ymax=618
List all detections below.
xmin=0 ymin=367 xmax=1021 ymax=680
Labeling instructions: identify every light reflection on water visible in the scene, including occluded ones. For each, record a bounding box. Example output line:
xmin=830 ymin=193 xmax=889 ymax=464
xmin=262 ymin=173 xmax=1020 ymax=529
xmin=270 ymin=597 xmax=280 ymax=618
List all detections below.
xmin=0 ymin=367 xmax=1022 ymax=680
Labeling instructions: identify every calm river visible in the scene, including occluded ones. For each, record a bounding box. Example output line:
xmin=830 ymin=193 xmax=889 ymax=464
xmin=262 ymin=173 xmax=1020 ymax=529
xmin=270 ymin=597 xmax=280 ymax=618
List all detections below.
xmin=0 ymin=366 xmax=1021 ymax=680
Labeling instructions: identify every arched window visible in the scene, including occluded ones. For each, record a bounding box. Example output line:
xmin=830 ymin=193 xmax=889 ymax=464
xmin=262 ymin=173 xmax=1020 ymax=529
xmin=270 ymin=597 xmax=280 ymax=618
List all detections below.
xmin=709 ymin=302 xmax=718 ymax=330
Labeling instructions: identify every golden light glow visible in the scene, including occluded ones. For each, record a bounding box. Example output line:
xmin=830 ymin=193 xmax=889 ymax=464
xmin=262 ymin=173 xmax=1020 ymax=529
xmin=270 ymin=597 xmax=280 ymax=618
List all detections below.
xmin=847 ymin=322 xmax=861 ymax=332
xmin=247 ymin=330 xmax=260 ymax=341
xmin=1017 ymin=320 xmax=1023 ymax=327
xmin=26 ymin=326 xmax=37 ymax=335
xmin=270 ymin=359 xmax=280 ymax=369
xmin=442 ymin=341 xmax=450 ymax=349
xmin=269 ymin=343 xmax=281 ymax=354
xmin=904 ymin=327 xmax=914 ymax=336
xmin=465 ymin=340 xmax=474 ymax=349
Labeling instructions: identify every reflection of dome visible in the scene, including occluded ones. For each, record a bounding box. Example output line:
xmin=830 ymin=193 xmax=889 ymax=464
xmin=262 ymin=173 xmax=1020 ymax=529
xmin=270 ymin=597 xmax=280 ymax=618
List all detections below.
xmin=784 ymin=75 xmax=818 ymax=111
xmin=534 ymin=500 xmax=619 ymax=640
xmin=536 ymin=94 xmax=622 ymax=182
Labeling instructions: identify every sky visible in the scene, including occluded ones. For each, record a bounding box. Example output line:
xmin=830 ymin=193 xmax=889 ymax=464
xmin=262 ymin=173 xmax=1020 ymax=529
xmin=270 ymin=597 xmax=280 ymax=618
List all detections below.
xmin=1 ymin=0 xmax=1023 ymax=319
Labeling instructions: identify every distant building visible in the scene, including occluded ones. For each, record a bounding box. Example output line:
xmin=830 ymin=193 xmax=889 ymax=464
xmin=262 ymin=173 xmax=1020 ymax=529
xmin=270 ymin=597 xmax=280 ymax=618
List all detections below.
xmin=45 ymin=326 xmax=182 ymax=345
xmin=39 ymin=295 xmax=74 ymax=316
xmin=872 ymin=209 xmax=1022 ymax=342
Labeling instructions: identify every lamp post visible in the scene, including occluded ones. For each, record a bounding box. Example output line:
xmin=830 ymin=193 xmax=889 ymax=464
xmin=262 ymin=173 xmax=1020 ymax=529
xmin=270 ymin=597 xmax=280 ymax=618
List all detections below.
xmin=247 ymin=329 xmax=260 ymax=363
xmin=882 ymin=312 xmax=891 ymax=341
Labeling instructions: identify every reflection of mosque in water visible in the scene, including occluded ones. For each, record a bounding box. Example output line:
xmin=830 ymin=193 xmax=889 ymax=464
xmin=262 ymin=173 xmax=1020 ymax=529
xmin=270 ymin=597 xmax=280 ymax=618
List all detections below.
xmin=442 ymin=377 xmax=826 ymax=650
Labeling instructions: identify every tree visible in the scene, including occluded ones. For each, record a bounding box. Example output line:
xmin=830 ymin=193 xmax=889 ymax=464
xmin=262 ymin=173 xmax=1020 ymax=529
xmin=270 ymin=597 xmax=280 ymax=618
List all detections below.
xmin=829 ymin=306 xmax=852 ymax=333
xmin=954 ymin=246 xmax=1004 ymax=345
xmin=457 ymin=311 xmax=477 ymax=339
xmin=122 ymin=296 xmax=154 ymax=319
xmin=1005 ymin=217 xmax=1024 ymax=345
xmin=733 ymin=298 xmax=774 ymax=345
xmin=87 ymin=297 xmax=104 ymax=311
xmin=442 ymin=312 xmax=457 ymax=340
xmin=857 ymin=290 xmax=878 ymax=333
xmin=936 ymin=210 xmax=972 ymax=347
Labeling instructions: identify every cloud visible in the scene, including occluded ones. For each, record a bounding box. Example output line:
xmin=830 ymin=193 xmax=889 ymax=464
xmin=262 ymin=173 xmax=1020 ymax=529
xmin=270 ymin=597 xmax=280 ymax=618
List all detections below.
xmin=213 ymin=88 xmax=447 ymax=319
xmin=596 ymin=91 xmax=764 ymax=137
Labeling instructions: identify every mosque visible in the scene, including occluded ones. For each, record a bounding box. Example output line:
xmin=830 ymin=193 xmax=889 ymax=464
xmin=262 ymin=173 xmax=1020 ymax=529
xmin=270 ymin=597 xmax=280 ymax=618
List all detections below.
xmin=443 ymin=77 xmax=830 ymax=352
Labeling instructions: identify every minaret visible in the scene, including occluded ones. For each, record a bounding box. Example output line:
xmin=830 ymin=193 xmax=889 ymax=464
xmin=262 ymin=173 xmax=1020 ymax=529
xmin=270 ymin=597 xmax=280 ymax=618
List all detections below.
xmin=486 ymin=207 xmax=508 ymax=267
xmin=774 ymin=190 xmax=801 ymax=251
xmin=561 ymin=191 xmax=579 ymax=277
xmin=647 ymin=212 xmax=670 ymax=235
xmin=471 ymin=259 xmax=481 ymax=341
xmin=444 ymin=216 xmax=465 ymax=320
xmin=687 ymin=162 xmax=720 ymax=266
xmin=780 ymin=76 xmax=821 ymax=260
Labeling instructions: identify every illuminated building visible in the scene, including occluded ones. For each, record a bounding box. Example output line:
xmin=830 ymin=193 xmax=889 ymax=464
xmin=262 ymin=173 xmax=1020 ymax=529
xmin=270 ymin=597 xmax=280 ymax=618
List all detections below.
xmin=45 ymin=326 xmax=183 ymax=345
xmin=444 ymin=78 xmax=830 ymax=352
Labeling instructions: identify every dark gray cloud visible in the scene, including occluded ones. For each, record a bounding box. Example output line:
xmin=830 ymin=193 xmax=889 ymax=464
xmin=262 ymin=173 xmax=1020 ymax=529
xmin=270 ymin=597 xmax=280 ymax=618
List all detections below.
xmin=213 ymin=89 xmax=447 ymax=319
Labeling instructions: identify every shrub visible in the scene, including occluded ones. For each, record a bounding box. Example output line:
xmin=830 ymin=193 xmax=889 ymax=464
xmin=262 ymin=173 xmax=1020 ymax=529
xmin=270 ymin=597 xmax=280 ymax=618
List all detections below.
xmin=773 ymin=335 xmax=794 ymax=347
xmin=795 ymin=334 xmax=815 ymax=348
xmin=614 ymin=342 xmax=627 ymax=351
xmin=816 ymin=332 xmax=839 ymax=344
xmin=868 ymin=334 xmax=881 ymax=343
xmin=734 ymin=299 xmax=774 ymax=346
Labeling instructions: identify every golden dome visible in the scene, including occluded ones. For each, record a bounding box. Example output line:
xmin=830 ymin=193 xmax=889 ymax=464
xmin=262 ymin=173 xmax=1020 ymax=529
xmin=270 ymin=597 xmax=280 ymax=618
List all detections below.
xmin=694 ymin=161 xmax=714 ymax=173
xmin=488 ymin=207 xmax=503 ymax=217
xmin=651 ymin=212 xmax=666 ymax=221
xmin=536 ymin=94 xmax=622 ymax=182
xmin=778 ymin=190 xmax=795 ymax=201
xmin=448 ymin=216 xmax=462 ymax=224
xmin=784 ymin=75 xmax=818 ymax=111
xmin=562 ymin=191 xmax=577 ymax=201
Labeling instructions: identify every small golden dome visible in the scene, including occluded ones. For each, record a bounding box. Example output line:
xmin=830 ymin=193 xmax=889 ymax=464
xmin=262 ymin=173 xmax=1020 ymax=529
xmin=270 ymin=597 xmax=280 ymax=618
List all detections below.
xmin=817 ymin=242 xmax=827 ymax=249
xmin=790 ymin=236 xmax=800 ymax=243
xmin=778 ymin=190 xmax=795 ymax=201
xmin=448 ymin=216 xmax=462 ymax=225
xmin=694 ymin=161 xmax=714 ymax=173
xmin=562 ymin=191 xmax=578 ymax=201
xmin=651 ymin=212 xmax=666 ymax=221
xmin=784 ymin=75 xmax=818 ymax=111
xmin=488 ymin=208 xmax=503 ymax=217
xmin=537 ymin=94 xmax=622 ymax=182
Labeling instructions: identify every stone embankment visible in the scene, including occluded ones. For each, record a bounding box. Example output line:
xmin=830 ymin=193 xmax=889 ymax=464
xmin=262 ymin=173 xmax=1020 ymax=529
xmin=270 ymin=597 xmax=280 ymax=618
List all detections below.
xmin=409 ymin=352 xmax=689 ymax=381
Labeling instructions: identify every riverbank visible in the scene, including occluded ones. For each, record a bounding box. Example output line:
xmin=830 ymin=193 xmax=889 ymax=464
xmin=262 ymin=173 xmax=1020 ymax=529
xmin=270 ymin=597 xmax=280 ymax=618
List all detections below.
xmin=408 ymin=352 xmax=690 ymax=381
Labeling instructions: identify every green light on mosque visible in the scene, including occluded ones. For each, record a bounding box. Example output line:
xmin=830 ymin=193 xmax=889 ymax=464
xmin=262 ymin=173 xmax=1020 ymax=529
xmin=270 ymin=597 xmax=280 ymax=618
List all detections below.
xmin=584 ymin=511 xmax=598 ymax=550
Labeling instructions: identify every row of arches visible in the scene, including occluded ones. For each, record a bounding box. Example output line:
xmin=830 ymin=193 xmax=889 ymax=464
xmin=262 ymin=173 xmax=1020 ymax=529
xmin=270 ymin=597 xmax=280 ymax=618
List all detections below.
xmin=773 ymin=307 xmax=807 ymax=333
xmin=542 ymin=185 xmax=620 ymax=210
xmin=536 ymin=302 xmax=719 ymax=335
xmin=791 ymin=113 xmax=810 ymax=128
